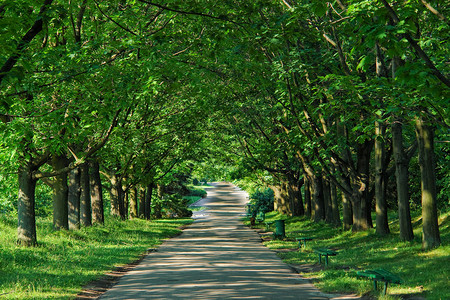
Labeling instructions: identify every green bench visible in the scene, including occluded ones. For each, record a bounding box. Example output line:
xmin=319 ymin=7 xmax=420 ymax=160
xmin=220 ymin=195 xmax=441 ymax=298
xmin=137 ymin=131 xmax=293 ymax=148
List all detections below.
xmin=356 ymin=269 xmax=402 ymax=295
xmin=313 ymin=247 xmax=338 ymax=266
xmin=296 ymin=237 xmax=313 ymax=248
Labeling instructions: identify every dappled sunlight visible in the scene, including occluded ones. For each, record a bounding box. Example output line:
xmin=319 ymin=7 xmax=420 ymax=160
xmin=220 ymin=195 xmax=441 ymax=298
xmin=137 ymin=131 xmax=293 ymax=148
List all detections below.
xmin=100 ymin=183 xmax=358 ymax=299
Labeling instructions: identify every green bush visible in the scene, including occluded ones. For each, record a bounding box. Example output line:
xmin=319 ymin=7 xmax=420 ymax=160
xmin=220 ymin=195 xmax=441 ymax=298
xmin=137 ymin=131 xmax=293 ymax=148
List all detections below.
xmin=249 ymin=188 xmax=274 ymax=213
xmin=187 ymin=186 xmax=207 ymax=198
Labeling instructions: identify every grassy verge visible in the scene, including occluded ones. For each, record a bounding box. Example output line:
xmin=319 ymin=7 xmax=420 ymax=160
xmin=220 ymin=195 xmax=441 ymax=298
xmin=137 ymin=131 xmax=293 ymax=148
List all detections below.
xmin=0 ymin=215 xmax=192 ymax=299
xmin=248 ymin=210 xmax=449 ymax=300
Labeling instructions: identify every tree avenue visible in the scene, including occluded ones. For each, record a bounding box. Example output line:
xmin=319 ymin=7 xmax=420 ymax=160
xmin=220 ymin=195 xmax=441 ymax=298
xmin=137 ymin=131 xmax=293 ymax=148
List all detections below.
xmin=0 ymin=0 xmax=448 ymax=253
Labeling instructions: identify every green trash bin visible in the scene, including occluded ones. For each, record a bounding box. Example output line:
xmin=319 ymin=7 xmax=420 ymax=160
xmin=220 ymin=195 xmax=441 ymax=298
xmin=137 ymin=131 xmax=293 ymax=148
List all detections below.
xmin=274 ymin=219 xmax=285 ymax=239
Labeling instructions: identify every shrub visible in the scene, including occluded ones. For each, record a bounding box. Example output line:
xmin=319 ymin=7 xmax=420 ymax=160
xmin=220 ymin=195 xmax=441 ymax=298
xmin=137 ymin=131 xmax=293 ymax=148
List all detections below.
xmin=249 ymin=188 xmax=274 ymax=213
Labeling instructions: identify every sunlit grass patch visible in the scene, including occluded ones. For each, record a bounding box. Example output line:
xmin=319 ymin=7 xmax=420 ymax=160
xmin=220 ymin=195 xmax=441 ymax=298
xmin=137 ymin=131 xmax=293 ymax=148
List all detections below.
xmin=0 ymin=215 xmax=192 ymax=299
xmin=255 ymin=209 xmax=449 ymax=300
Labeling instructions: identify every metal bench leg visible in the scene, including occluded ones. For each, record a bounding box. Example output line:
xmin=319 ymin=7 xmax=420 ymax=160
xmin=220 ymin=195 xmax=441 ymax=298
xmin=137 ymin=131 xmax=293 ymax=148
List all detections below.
xmin=373 ymin=280 xmax=377 ymax=291
xmin=383 ymin=282 xmax=388 ymax=295
xmin=324 ymin=255 xmax=329 ymax=267
xmin=318 ymin=254 xmax=322 ymax=264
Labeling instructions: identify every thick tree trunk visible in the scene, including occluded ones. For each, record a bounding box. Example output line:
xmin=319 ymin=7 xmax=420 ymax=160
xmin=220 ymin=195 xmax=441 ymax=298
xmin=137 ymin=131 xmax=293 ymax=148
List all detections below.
xmin=68 ymin=167 xmax=81 ymax=230
xmin=415 ymin=117 xmax=441 ymax=249
xmin=153 ymin=184 xmax=163 ymax=219
xmin=392 ymin=120 xmax=414 ymax=241
xmin=90 ymin=160 xmax=104 ymax=225
xmin=80 ymin=163 xmax=91 ymax=227
xmin=145 ymin=184 xmax=153 ymax=220
xmin=304 ymin=175 xmax=311 ymax=217
xmin=129 ymin=187 xmax=138 ymax=219
xmin=352 ymin=140 xmax=373 ymax=231
xmin=375 ymin=122 xmax=390 ymax=235
xmin=272 ymin=180 xmax=291 ymax=215
xmin=287 ymin=175 xmax=304 ymax=216
xmin=329 ymin=166 xmax=341 ymax=226
xmin=51 ymin=155 xmax=69 ymax=231
xmin=311 ymin=175 xmax=325 ymax=222
xmin=323 ymin=174 xmax=333 ymax=224
xmin=17 ymin=163 xmax=37 ymax=246
xmin=342 ymin=190 xmax=353 ymax=230
xmin=109 ymin=172 xmax=122 ymax=218
xmin=138 ymin=187 xmax=145 ymax=218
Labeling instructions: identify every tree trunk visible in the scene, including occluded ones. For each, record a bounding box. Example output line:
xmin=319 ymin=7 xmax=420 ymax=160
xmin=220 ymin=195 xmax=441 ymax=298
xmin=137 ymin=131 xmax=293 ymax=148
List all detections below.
xmin=375 ymin=122 xmax=390 ymax=235
xmin=109 ymin=172 xmax=122 ymax=218
xmin=80 ymin=162 xmax=91 ymax=227
xmin=311 ymin=174 xmax=325 ymax=222
xmin=352 ymin=140 xmax=373 ymax=231
xmin=17 ymin=162 xmax=37 ymax=246
xmin=415 ymin=117 xmax=441 ymax=249
xmin=304 ymin=175 xmax=311 ymax=217
xmin=68 ymin=167 xmax=81 ymax=230
xmin=392 ymin=120 xmax=414 ymax=241
xmin=288 ymin=174 xmax=304 ymax=216
xmin=145 ymin=184 xmax=153 ymax=220
xmin=342 ymin=189 xmax=353 ymax=230
xmin=138 ymin=186 xmax=145 ymax=218
xmin=154 ymin=184 xmax=163 ymax=219
xmin=323 ymin=173 xmax=333 ymax=224
xmin=329 ymin=166 xmax=341 ymax=226
xmin=51 ymin=155 xmax=69 ymax=231
xmin=129 ymin=187 xmax=138 ymax=219
xmin=272 ymin=180 xmax=291 ymax=215
xmin=90 ymin=159 xmax=104 ymax=225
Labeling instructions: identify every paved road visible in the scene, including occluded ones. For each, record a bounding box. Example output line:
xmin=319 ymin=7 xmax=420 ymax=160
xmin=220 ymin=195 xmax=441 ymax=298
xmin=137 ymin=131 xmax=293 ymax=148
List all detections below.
xmin=100 ymin=182 xmax=359 ymax=299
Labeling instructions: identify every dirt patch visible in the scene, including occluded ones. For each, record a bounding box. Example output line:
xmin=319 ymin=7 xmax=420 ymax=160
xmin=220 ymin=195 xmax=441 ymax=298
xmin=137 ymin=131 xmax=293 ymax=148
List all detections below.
xmin=75 ymin=249 xmax=157 ymax=299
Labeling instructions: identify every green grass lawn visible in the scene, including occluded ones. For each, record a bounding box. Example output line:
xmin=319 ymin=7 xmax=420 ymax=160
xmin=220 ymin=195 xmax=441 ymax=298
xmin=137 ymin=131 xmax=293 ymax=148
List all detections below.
xmin=250 ymin=210 xmax=449 ymax=300
xmin=0 ymin=215 xmax=192 ymax=299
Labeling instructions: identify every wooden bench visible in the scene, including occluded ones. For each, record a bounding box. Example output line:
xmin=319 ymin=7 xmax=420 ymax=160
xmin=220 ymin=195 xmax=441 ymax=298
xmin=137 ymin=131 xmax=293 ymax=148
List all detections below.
xmin=296 ymin=237 xmax=313 ymax=248
xmin=356 ymin=269 xmax=402 ymax=295
xmin=313 ymin=247 xmax=338 ymax=266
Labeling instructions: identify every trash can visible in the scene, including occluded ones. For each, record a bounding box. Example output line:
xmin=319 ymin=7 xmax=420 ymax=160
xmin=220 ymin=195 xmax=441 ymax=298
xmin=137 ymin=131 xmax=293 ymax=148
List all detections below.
xmin=274 ymin=219 xmax=285 ymax=239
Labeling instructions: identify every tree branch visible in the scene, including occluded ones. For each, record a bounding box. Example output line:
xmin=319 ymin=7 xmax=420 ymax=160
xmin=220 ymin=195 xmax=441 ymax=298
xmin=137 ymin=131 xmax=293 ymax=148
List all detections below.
xmin=0 ymin=0 xmax=54 ymax=87
xmin=379 ymin=0 xmax=450 ymax=87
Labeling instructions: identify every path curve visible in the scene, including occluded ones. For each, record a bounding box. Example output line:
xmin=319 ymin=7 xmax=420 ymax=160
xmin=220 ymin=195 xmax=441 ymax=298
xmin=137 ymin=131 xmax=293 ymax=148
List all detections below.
xmin=100 ymin=182 xmax=359 ymax=299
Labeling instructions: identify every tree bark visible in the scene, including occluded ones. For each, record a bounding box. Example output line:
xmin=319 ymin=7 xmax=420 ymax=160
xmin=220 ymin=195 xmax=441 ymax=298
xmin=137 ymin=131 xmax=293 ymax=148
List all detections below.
xmin=109 ymin=172 xmax=122 ymax=218
xmin=90 ymin=159 xmax=104 ymax=225
xmin=129 ymin=187 xmax=138 ymax=219
xmin=392 ymin=120 xmax=414 ymax=241
xmin=311 ymin=174 xmax=325 ymax=222
xmin=80 ymin=162 xmax=91 ymax=227
xmin=351 ymin=139 xmax=373 ymax=231
xmin=68 ymin=167 xmax=81 ymax=230
xmin=138 ymin=186 xmax=145 ymax=218
xmin=145 ymin=184 xmax=154 ymax=220
xmin=304 ymin=176 xmax=312 ymax=217
xmin=323 ymin=173 xmax=333 ymax=224
xmin=17 ymin=162 xmax=37 ymax=246
xmin=375 ymin=122 xmax=390 ymax=235
xmin=415 ymin=117 xmax=441 ymax=249
xmin=342 ymin=189 xmax=353 ymax=230
xmin=287 ymin=174 xmax=304 ymax=216
xmin=51 ymin=155 xmax=69 ymax=231
xmin=329 ymin=166 xmax=341 ymax=226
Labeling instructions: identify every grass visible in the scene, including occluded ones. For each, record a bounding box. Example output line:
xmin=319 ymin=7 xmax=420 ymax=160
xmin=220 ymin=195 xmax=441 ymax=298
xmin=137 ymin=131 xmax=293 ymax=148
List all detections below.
xmin=249 ymin=210 xmax=449 ymax=300
xmin=0 ymin=215 xmax=192 ymax=299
